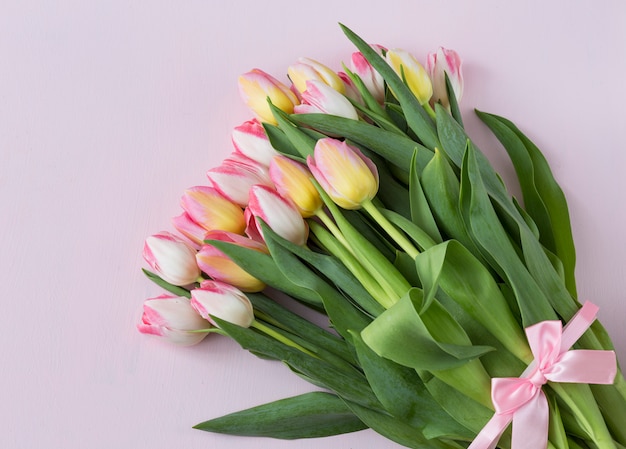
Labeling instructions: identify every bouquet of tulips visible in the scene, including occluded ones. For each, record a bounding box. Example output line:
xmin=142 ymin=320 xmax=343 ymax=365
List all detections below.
xmin=138 ymin=24 xmax=626 ymax=449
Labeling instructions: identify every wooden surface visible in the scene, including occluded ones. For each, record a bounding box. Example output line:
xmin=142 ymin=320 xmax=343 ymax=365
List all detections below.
xmin=1 ymin=1 xmax=625 ymax=448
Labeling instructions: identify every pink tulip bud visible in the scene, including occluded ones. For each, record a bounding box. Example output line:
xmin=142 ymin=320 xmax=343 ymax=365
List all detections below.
xmin=137 ymin=294 xmax=211 ymax=346
xmin=294 ymin=80 xmax=359 ymax=120
xmin=231 ymin=119 xmax=279 ymax=167
xmin=238 ymin=69 xmax=299 ymax=125
xmin=190 ymin=280 xmax=254 ymax=328
xmin=287 ymin=57 xmax=345 ymax=95
xmin=171 ymin=212 xmax=207 ymax=249
xmin=246 ymin=184 xmax=309 ymax=246
xmin=269 ymin=155 xmax=322 ymax=218
xmin=426 ymin=47 xmax=463 ymax=108
xmin=307 ymin=137 xmax=379 ymax=210
xmin=180 ymin=186 xmax=245 ymax=234
xmin=385 ymin=49 xmax=433 ymax=105
xmin=207 ymin=154 xmax=273 ymax=207
xmin=196 ymin=230 xmax=267 ymax=292
xmin=350 ymin=49 xmax=385 ymax=104
xmin=143 ymin=231 xmax=201 ymax=285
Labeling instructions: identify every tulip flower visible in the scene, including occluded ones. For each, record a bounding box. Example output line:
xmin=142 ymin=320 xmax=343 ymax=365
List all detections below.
xmin=143 ymin=231 xmax=201 ymax=285
xmin=137 ymin=294 xmax=211 ymax=345
xmin=269 ymin=155 xmax=322 ymax=217
xmin=287 ymin=57 xmax=345 ymax=95
xmin=350 ymin=49 xmax=385 ymax=104
xmin=190 ymin=280 xmax=254 ymax=328
xmin=196 ymin=230 xmax=268 ymax=292
xmin=307 ymin=137 xmax=379 ymax=210
xmin=294 ymin=80 xmax=359 ymax=120
xmin=385 ymin=49 xmax=433 ymax=105
xmin=238 ymin=69 xmax=299 ymax=125
xmin=180 ymin=186 xmax=245 ymax=234
xmin=426 ymin=47 xmax=463 ymax=108
xmin=171 ymin=212 xmax=207 ymax=249
xmin=231 ymin=119 xmax=279 ymax=167
xmin=207 ymin=154 xmax=273 ymax=207
xmin=246 ymin=184 xmax=309 ymax=246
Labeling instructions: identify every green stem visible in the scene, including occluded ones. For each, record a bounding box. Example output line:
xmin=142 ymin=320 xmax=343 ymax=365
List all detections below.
xmin=251 ymin=320 xmax=318 ymax=358
xmin=423 ymin=102 xmax=437 ymax=120
xmin=362 ymin=199 xmax=420 ymax=259
xmin=309 ymin=220 xmax=393 ymax=309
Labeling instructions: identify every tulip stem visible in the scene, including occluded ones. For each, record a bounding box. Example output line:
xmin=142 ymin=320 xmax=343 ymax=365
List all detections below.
xmin=423 ymin=102 xmax=437 ymax=120
xmin=251 ymin=320 xmax=318 ymax=358
xmin=362 ymin=200 xmax=420 ymax=259
xmin=315 ymin=209 xmax=353 ymax=253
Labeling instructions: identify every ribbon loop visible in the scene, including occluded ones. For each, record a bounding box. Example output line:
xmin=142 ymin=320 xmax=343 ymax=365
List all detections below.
xmin=468 ymin=302 xmax=617 ymax=449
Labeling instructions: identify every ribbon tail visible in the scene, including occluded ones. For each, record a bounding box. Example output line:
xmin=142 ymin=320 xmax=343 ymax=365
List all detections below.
xmin=549 ymin=350 xmax=617 ymax=384
xmin=511 ymin=391 xmax=549 ymax=449
xmin=467 ymin=413 xmax=512 ymax=449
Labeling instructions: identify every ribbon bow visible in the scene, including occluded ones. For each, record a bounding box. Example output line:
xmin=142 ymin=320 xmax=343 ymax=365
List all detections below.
xmin=469 ymin=301 xmax=616 ymax=449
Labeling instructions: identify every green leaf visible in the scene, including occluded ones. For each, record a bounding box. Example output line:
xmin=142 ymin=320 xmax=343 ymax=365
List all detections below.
xmin=351 ymin=332 xmax=474 ymax=440
xmin=142 ymin=269 xmax=191 ymax=298
xmin=247 ymin=292 xmax=357 ymax=366
xmin=476 ymin=110 xmax=577 ymax=298
xmin=378 ymin=207 xmax=438 ymax=251
xmin=361 ymin=288 xmax=493 ymax=371
xmin=290 ymin=113 xmax=432 ymax=172
xmin=444 ymin=72 xmax=463 ymax=128
xmin=215 ymin=317 xmax=381 ymax=409
xmin=269 ymin=102 xmax=317 ymax=158
xmin=194 ymin=392 xmax=367 ymax=439
xmin=409 ymin=149 xmax=443 ymax=243
xmin=205 ymin=240 xmax=323 ymax=308
xmin=343 ymin=400 xmax=462 ymax=449
xmin=340 ymin=24 xmax=441 ymax=151
xmin=262 ymin=123 xmax=302 ymax=158
xmin=459 ymin=142 xmax=558 ymax=327
xmin=413 ymin=240 xmax=531 ymax=364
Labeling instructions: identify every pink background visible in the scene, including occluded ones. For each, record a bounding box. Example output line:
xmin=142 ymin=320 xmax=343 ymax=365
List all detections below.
xmin=2 ymin=1 xmax=625 ymax=448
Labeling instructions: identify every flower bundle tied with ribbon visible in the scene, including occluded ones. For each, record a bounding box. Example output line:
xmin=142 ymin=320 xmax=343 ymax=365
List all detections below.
xmin=137 ymin=23 xmax=626 ymax=449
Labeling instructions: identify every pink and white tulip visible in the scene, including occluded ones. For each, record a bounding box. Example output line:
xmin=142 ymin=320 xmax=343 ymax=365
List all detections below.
xmin=307 ymin=137 xmax=379 ymax=210
xmin=350 ymin=49 xmax=386 ymax=104
xmin=171 ymin=212 xmax=207 ymax=249
xmin=207 ymin=154 xmax=273 ymax=207
xmin=246 ymin=184 xmax=309 ymax=246
xmin=180 ymin=186 xmax=245 ymax=234
xmin=385 ymin=49 xmax=433 ymax=105
xmin=137 ymin=294 xmax=210 ymax=346
xmin=238 ymin=69 xmax=299 ymax=125
xmin=231 ymin=119 xmax=279 ymax=167
xmin=426 ymin=47 xmax=463 ymax=108
xmin=294 ymin=80 xmax=359 ymax=120
xmin=269 ymin=155 xmax=322 ymax=218
xmin=190 ymin=280 xmax=254 ymax=328
xmin=287 ymin=57 xmax=345 ymax=95
xmin=143 ymin=231 xmax=201 ymax=285
xmin=197 ymin=230 xmax=267 ymax=292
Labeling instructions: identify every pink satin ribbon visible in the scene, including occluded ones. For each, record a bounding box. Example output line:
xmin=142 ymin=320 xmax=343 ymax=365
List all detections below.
xmin=468 ymin=301 xmax=617 ymax=449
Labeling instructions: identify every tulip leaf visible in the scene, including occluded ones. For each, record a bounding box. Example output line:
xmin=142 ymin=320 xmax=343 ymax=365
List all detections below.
xmin=214 ymin=317 xmax=381 ymax=410
xmin=378 ymin=207 xmax=438 ymax=251
xmin=247 ymin=292 xmax=357 ymax=366
xmin=413 ymin=240 xmax=531 ymax=363
xmin=409 ymin=150 xmax=443 ymax=243
xmin=290 ymin=113 xmax=432 ymax=172
xmin=350 ymin=331 xmax=474 ymax=440
xmin=194 ymin=391 xmax=367 ymax=439
xmin=342 ymin=400 xmax=461 ymax=449
xmin=259 ymin=222 xmax=379 ymax=332
xmin=141 ymin=269 xmax=191 ymax=298
xmin=476 ymin=110 xmax=577 ymax=298
xmin=444 ymin=72 xmax=463 ymax=128
xmin=361 ymin=288 xmax=493 ymax=371
xmin=340 ymin=24 xmax=441 ymax=151
xmin=459 ymin=142 xmax=558 ymax=327
xmin=262 ymin=123 xmax=302 ymax=158
xmin=205 ymin=240 xmax=323 ymax=309
xmin=269 ymin=102 xmax=317 ymax=158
